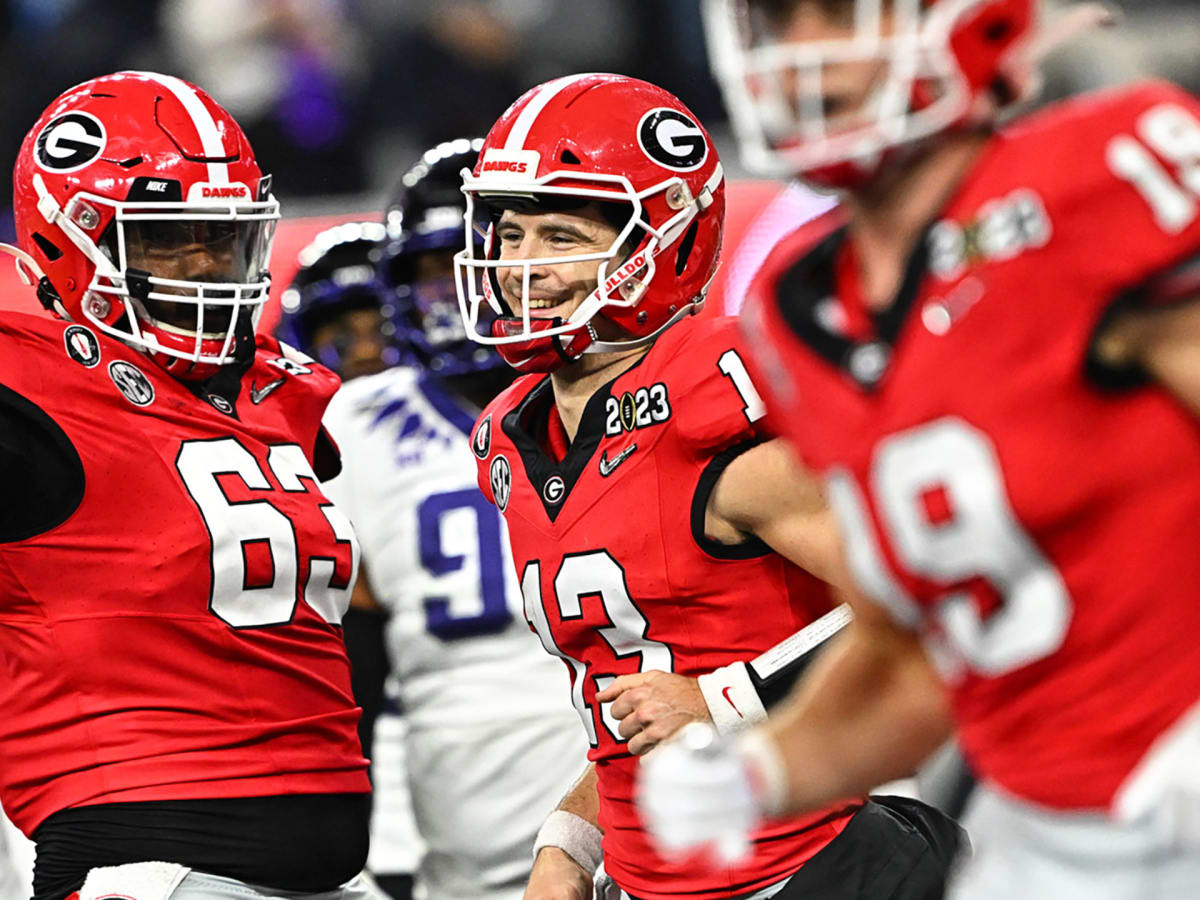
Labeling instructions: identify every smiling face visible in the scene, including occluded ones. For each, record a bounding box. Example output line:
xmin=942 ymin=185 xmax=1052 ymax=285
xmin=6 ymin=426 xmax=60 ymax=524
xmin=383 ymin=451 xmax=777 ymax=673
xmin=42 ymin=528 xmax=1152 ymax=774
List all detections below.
xmin=493 ymin=203 xmax=623 ymax=324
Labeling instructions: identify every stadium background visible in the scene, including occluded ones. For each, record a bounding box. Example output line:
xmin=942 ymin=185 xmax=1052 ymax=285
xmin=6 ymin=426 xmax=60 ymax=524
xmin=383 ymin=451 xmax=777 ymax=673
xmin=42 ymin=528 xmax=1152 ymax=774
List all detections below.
xmin=0 ymin=0 xmax=1197 ymax=897
xmin=0 ymin=0 xmax=1197 ymax=319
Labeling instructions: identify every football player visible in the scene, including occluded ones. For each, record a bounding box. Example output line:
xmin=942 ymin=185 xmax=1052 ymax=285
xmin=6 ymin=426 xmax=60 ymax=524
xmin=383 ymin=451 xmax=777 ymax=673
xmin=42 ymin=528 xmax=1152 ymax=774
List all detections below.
xmin=307 ymin=140 xmax=590 ymax=900
xmin=279 ymin=225 xmax=423 ymax=900
xmin=459 ymin=73 xmax=963 ymax=900
xmin=636 ymin=2 xmax=1200 ymax=897
xmin=0 ymin=72 xmax=380 ymax=900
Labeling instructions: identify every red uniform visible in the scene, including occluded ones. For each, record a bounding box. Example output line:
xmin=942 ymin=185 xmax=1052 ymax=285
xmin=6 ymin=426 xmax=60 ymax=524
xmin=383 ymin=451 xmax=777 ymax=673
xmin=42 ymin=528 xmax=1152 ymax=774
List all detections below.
xmin=0 ymin=311 xmax=369 ymax=836
xmin=472 ymin=316 xmax=849 ymax=900
xmin=743 ymin=81 xmax=1200 ymax=814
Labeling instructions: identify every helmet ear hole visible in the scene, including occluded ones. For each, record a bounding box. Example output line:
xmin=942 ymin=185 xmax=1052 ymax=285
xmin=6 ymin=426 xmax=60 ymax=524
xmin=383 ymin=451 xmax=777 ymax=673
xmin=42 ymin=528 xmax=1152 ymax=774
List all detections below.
xmin=560 ymin=149 xmax=582 ymax=165
xmin=32 ymin=232 xmax=63 ymax=262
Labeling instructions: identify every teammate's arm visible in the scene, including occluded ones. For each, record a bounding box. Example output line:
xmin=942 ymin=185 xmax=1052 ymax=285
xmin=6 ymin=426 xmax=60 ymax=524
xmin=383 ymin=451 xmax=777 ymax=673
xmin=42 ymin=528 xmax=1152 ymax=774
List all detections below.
xmin=755 ymin=595 xmax=953 ymax=814
xmin=637 ymin=595 xmax=954 ymax=857
xmin=1096 ymin=295 xmax=1200 ymax=417
xmin=524 ymin=764 xmax=600 ymax=900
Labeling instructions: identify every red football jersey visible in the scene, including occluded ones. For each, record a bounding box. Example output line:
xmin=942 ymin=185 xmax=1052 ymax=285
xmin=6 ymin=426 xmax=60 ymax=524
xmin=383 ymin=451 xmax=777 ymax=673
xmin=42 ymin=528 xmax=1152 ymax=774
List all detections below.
xmin=0 ymin=312 xmax=369 ymax=836
xmin=472 ymin=316 xmax=850 ymax=900
xmin=742 ymin=81 xmax=1200 ymax=814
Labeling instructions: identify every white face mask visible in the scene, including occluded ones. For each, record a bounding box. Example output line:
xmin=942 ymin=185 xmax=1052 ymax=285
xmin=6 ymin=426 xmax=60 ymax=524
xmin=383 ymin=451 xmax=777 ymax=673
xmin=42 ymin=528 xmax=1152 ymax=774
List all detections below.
xmin=702 ymin=0 xmax=1003 ymax=177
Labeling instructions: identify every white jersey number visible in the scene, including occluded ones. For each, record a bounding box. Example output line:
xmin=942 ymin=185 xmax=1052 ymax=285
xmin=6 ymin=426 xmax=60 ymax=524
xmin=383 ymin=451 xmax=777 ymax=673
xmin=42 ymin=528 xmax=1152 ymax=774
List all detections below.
xmin=828 ymin=418 xmax=1072 ymax=677
xmin=177 ymin=437 xmax=359 ymax=628
xmin=521 ymin=551 xmax=673 ymax=746
xmin=1107 ymin=102 xmax=1200 ymax=233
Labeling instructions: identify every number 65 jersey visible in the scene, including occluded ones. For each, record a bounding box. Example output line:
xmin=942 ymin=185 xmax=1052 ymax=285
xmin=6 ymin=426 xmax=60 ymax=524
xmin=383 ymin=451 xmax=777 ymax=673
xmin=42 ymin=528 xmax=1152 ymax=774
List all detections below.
xmin=0 ymin=312 xmax=368 ymax=837
xmin=743 ymin=80 xmax=1200 ymax=819
xmin=473 ymin=316 xmax=845 ymax=900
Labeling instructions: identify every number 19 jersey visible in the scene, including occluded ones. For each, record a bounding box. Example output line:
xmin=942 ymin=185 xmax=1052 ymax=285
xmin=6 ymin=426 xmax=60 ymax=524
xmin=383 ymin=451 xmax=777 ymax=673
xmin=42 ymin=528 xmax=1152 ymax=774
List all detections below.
xmin=473 ymin=316 xmax=849 ymax=900
xmin=742 ymin=81 xmax=1200 ymax=819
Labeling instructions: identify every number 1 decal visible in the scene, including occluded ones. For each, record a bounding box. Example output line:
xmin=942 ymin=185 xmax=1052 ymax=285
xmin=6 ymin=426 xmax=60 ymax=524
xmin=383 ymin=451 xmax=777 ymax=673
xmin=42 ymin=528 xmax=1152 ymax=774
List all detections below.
xmin=718 ymin=349 xmax=766 ymax=423
xmin=1107 ymin=102 xmax=1200 ymax=233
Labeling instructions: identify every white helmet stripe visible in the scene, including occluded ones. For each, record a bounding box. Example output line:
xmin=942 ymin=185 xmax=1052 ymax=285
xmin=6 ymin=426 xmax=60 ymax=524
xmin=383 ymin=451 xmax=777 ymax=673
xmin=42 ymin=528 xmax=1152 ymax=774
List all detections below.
xmin=129 ymin=71 xmax=230 ymax=185
xmin=504 ymin=73 xmax=599 ymax=152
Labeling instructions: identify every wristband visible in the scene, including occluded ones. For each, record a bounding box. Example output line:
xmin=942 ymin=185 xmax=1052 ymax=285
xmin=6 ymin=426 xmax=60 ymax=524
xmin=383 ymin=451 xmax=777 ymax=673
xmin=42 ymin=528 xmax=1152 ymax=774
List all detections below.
xmin=698 ymin=660 xmax=768 ymax=735
xmin=533 ymin=810 xmax=603 ymax=877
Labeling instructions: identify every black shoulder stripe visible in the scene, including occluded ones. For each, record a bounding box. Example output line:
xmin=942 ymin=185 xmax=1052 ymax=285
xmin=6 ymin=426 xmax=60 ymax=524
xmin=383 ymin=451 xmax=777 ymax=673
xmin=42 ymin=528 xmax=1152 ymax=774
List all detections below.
xmin=690 ymin=438 xmax=771 ymax=560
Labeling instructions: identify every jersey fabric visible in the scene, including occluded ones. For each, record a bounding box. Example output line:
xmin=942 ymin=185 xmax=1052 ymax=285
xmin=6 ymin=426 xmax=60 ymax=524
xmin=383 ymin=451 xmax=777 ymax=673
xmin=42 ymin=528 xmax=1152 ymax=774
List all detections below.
xmin=322 ymin=368 xmax=585 ymax=900
xmin=0 ymin=311 xmax=369 ymax=837
xmin=741 ymin=80 xmax=1200 ymax=815
xmin=473 ymin=316 xmax=848 ymax=900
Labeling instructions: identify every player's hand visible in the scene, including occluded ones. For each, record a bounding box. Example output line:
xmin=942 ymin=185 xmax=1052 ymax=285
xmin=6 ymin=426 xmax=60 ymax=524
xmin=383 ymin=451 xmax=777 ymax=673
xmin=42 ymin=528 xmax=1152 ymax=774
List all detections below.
xmin=636 ymin=722 xmax=761 ymax=865
xmin=522 ymin=847 xmax=593 ymax=900
xmin=595 ymin=670 xmax=709 ymax=755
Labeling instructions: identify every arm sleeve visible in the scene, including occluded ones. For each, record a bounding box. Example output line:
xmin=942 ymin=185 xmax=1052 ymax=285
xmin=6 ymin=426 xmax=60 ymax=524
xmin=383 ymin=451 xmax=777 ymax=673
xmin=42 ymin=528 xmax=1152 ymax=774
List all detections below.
xmin=0 ymin=383 xmax=85 ymax=543
xmin=341 ymin=604 xmax=390 ymax=761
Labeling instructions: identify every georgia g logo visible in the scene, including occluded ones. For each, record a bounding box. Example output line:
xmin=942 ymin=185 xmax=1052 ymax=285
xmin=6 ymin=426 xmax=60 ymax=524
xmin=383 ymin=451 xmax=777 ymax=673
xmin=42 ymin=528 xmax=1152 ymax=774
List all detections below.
xmin=490 ymin=454 xmax=512 ymax=513
xmin=35 ymin=112 xmax=107 ymax=173
xmin=637 ymin=108 xmax=707 ymax=172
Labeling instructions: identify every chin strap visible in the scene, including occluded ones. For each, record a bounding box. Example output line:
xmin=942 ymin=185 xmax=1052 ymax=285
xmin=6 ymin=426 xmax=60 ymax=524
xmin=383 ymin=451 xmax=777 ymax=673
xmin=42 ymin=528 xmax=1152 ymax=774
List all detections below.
xmin=491 ymin=316 xmax=597 ymax=373
xmin=0 ymin=240 xmax=73 ymax=319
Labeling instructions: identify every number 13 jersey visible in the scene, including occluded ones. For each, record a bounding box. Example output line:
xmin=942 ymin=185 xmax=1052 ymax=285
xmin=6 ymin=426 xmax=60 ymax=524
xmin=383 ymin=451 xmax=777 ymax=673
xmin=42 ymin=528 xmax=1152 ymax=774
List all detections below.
xmin=0 ymin=311 xmax=368 ymax=837
xmin=473 ymin=316 xmax=846 ymax=900
xmin=743 ymin=81 xmax=1200 ymax=818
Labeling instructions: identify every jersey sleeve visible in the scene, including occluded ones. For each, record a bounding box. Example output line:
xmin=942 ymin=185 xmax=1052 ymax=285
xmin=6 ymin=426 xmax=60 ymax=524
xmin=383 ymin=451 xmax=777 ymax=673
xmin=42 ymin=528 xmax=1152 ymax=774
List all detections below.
xmin=667 ymin=317 xmax=770 ymax=455
xmin=1083 ymin=81 xmax=1200 ymax=296
xmin=1023 ymin=81 xmax=1200 ymax=386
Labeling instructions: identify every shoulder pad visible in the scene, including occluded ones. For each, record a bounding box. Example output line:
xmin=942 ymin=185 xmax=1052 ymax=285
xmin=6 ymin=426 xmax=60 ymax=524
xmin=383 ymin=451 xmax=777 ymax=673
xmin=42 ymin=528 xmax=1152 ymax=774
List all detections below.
xmin=642 ymin=316 xmax=768 ymax=453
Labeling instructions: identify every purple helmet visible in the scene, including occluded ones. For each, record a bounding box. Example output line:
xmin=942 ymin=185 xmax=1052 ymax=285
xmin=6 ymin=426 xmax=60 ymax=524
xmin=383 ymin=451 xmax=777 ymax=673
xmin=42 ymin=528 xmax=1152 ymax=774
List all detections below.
xmin=381 ymin=138 xmax=504 ymax=377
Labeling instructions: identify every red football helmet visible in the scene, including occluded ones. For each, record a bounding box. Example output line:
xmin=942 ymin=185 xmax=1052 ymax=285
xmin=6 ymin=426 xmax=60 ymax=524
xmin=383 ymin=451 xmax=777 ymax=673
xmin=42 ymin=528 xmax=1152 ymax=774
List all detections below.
xmin=702 ymin=0 xmax=1051 ymax=186
xmin=1 ymin=70 xmax=279 ymax=381
xmin=454 ymin=73 xmax=725 ymax=373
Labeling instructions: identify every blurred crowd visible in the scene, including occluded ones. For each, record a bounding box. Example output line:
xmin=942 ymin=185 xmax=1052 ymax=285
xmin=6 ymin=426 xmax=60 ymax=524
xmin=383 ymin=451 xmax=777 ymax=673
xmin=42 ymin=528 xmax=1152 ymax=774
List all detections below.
xmin=0 ymin=0 xmax=1198 ymax=217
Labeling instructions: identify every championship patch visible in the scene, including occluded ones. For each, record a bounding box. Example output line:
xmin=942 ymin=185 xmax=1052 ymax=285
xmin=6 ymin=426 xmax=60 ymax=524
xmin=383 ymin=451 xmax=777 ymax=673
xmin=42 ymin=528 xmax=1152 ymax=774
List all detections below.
xmin=490 ymin=454 xmax=512 ymax=512
xmin=473 ymin=415 xmax=492 ymax=459
xmin=605 ymin=383 xmax=671 ymax=436
xmin=63 ymin=324 xmax=101 ymax=368
xmin=637 ymin=108 xmax=707 ymax=172
xmin=35 ymin=112 xmax=107 ymax=173
xmin=107 ymin=360 xmax=155 ymax=407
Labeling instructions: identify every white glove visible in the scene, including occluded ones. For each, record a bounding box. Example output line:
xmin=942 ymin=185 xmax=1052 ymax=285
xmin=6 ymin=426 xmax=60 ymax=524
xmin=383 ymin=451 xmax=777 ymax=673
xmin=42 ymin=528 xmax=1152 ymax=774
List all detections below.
xmin=636 ymin=722 xmax=787 ymax=864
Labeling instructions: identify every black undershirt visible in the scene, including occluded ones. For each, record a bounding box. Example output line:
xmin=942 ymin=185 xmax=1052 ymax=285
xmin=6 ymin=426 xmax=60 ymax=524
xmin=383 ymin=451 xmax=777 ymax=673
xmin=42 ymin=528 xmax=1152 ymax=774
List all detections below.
xmin=32 ymin=793 xmax=370 ymax=900
xmin=0 ymin=383 xmax=85 ymax=543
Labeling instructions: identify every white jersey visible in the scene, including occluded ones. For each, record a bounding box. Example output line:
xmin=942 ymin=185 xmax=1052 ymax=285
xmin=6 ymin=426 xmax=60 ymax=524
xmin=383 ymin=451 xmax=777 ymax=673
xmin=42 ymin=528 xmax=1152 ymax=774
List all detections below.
xmin=323 ymin=367 xmax=586 ymax=900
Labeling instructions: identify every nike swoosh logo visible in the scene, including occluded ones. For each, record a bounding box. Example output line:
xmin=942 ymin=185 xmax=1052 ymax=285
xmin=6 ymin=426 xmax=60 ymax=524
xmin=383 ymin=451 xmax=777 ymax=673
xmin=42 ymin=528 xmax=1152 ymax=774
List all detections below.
xmin=249 ymin=378 xmax=285 ymax=405
xmin=598 ymin=443 xmax=637 ymax=477
xmin=722 ymin=687 xmax=744 ymax=719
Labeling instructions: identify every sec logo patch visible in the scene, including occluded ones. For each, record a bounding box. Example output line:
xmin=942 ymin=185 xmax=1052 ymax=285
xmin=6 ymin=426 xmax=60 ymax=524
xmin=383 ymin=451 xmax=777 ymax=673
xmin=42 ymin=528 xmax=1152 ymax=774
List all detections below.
xmin=490 ymin=454 xmax=512 ymax=512
xmin=108 ymin=360 xmax=155 ymax=407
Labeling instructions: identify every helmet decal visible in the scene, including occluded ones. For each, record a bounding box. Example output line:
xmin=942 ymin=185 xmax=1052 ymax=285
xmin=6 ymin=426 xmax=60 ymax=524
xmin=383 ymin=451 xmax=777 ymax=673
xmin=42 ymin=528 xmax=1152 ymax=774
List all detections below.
xmin=637 ymin=109 xmax=709 ymax=172
xmin=35 ymin=112 xmax=107 ymax=173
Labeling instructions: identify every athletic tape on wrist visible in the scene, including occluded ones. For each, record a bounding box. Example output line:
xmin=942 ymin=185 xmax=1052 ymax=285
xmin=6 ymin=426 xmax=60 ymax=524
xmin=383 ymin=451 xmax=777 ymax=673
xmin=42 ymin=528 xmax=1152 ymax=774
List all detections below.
xmin=698 ymin=661 xmax=768 ymax=735
xmin=533 ymin=810 xmax=603 ymax=877
xmin=737 ymin=729 xmax=791 ymax=819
